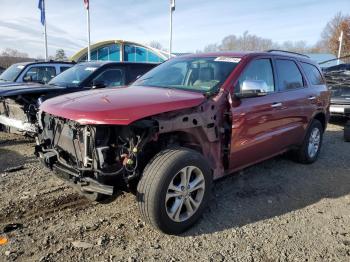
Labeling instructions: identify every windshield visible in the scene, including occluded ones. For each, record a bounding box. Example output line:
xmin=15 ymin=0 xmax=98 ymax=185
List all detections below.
xmin=132 ymin=56 xmax=240 ymax=93
xmin=0 ymin=64 xmax=25 ymax=82
xmin=48 ymin=64 xmax=99 ymax=87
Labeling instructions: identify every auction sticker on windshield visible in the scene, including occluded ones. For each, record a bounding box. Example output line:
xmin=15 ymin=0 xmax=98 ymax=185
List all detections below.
xmin=214 ymin=57 xmax=241 ymax=63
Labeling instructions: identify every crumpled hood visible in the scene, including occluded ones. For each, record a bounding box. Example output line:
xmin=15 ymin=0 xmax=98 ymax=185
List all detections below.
xmin=0 ymin=83 xmax=65 ymax=97
xmin=40 ymin=85 xmax=206 ymax=125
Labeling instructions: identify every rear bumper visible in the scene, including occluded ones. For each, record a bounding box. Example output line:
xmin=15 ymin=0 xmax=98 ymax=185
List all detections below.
xmin=0 ymin=115 xmax=37 ymax=133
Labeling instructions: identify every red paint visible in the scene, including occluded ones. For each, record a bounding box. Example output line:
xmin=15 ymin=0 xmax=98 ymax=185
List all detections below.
xmin=40 ymin=85 xmax=205 ymax=125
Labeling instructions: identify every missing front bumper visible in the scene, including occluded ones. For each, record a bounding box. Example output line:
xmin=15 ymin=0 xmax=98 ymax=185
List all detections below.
xmin=39 ymin=150 xmax=114 ymax=196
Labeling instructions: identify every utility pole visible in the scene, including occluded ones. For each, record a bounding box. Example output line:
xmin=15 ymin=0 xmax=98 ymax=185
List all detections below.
xmin=337 ymin=30 xmax=343 ymax=65
xmin=169 ymin=0 xmax=175 ymax=59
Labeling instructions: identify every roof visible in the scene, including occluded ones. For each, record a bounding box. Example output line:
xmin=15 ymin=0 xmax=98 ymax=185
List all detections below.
xmin=178 ymin=51 xmax=314 ymax=61
xmin=13 ymin=61 xmax=74 ymax=67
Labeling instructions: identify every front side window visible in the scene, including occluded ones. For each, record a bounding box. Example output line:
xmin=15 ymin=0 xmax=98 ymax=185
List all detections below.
xmin=301 ymin=62 xmax=324 ymax=85
xmin=60 ymin=66 xmax=71 ymax=73
xmin=92 ymin=68 xmax=125 ymax=87
xmin=237 ymin=59 xmax=275 ymax=93
xmin=48 ymin=64 xmax=100 ymax=87
xmin=276 ymin=59 xmax=304 ymax=91
xmin=0 ymin=64 xmax=24 ymax=82
xmin=23 ymin=66 xmax=56 ymax=83
xmin=133 ymin=57 xmax=239 ymax=93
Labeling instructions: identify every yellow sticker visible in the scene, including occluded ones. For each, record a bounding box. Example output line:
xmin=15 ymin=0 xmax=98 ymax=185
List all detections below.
xmin=0 ymin=237 xmax=8 ymax=245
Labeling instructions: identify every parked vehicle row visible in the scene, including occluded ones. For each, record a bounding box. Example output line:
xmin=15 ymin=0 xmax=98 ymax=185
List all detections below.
xmin=0 ymin=61 xmax=158 ymax=135
xmin=30 ymin=51 xmax=330 ymax=234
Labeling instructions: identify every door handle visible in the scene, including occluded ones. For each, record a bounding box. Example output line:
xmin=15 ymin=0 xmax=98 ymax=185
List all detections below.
xmin=308 ymin=96 xmax=316 ymax=101
xmin=271 ymin=102 xmax=282 ymax=108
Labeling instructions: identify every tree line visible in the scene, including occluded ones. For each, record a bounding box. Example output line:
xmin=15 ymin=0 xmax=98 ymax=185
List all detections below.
xmin=201 ymin=12 xmax=350 ymax=57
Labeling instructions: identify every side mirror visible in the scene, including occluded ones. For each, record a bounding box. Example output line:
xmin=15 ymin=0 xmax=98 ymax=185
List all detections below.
xmin=235 ymin=80 xmax=268 ymax=98
xmin=92 ymin=80 xmax=106 ymax=89
xmin=23 ymin=75 xmax=33 ymax=82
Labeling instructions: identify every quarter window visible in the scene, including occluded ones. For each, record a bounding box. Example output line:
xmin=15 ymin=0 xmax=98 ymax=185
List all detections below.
xmin=275 ymin=59 xmax=304 ymax=91
xmin=23 ymin=66 xmax=56 ymax=83
xmin=300 ymin=62 xmax=324 ymax=85
xmin=237 ymin=59 xmax=275 ymax=93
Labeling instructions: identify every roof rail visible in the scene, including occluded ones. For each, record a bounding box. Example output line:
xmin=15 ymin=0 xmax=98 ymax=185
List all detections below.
xmin=266 ymin=49 xmax=310 ymax=58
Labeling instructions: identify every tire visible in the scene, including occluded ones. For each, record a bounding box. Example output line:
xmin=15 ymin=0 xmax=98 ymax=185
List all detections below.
xmin=137 ymin=148 xmax=212 ymax=235
xmin=344 ymin=121 xmax=350 ymax=142
xmin=295 ymin=119 xmax=323 ymax=164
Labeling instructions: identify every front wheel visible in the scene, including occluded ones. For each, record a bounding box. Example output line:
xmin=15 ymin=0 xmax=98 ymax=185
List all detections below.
xmin=295 ymin=119 xmax=323 ymax=164
xmin=137 ymin=148 xmax=212 ymax=235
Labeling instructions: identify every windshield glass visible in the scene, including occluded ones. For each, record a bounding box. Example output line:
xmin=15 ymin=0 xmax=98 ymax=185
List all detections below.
xmin=48 ymin=64 xmax=99 ymax=87
xmin=132 ymin=56 xmax=240 ymax=93
xmin=0 ymin=64 xmax=25 ymax=82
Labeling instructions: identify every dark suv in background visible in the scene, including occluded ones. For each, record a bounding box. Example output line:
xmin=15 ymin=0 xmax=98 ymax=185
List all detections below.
xmin=36 ymin=51 xmax=330 ymax=234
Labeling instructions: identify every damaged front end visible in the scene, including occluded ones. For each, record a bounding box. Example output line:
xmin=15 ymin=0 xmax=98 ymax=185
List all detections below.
xmin=36 ymin=113 xmax=158 ymax=196
xmin=0 ymin=96 xmax=38 ymax=134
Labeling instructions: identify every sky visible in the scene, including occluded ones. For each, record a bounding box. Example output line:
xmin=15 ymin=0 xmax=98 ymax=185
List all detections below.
xmin=0 ymin=0 xmax=349 ymax=58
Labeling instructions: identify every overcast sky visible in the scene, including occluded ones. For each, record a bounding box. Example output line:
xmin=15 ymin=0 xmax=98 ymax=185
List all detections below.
xmin=0 ymin=0 xmax=349 ymax=58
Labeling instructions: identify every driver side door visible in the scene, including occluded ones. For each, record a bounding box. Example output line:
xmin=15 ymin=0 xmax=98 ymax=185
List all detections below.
xmin=229 ymin=58 xmax=288 ymax=171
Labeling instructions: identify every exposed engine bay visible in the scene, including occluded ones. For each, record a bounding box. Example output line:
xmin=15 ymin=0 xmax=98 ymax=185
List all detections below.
xmin=0 ymin=95 xmax=39 ymax=133
xmin=35 ymin=92 xmax=232 ymax=196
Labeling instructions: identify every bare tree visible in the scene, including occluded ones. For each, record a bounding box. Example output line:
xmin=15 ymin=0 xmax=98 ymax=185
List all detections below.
xmin=320 ymin=12 xmax=350 ymax=56
xmin=0 ymin=48 xmax=32 ymax=68
xmin=149 ymin=41 xmax=163 ymax=50
xmin=1 ymin=48 xmax=29 ymax=58
xmin=55 ymin=49 xmax=67 ymax=61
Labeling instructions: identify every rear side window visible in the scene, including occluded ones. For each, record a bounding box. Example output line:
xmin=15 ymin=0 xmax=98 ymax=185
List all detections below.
xmin=237 ymin=59 xmax=275 ymax=93
xmin=275 ymin=59 xmax=304 ymax=91
xmin=300 ymin=62 xmax=324 ymax=85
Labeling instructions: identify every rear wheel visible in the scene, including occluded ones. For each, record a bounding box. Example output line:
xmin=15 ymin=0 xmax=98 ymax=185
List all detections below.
xmin=137 ymin=148 xmax=212 ymax=234
xmin=295 ymin=119 xmax=323 ymax=164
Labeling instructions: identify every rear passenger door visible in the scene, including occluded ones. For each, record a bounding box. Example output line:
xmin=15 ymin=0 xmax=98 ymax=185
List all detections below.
xmin=273 ymin=58 xmax=311 ymax=146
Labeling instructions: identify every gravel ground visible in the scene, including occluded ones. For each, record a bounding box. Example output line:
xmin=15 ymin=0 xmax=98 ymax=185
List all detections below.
xmin=0 ymin=122 xmax=349 ymax=262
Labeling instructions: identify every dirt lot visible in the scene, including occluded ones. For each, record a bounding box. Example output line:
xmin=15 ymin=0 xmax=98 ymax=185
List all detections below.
xmin=0 ymin=122 xmax=349 ymax=262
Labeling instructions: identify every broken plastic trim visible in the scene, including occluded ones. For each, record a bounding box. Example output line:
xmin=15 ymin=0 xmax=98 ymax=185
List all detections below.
xmin=0 ymin=115 xmax=37 ymax=133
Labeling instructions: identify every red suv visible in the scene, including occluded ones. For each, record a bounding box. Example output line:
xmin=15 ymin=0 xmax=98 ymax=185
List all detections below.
xmin=36 ymin=51 xmax=330 ymax=234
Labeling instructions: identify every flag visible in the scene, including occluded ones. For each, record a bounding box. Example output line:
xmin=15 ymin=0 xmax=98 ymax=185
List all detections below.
xmin=170 ymin=0 xmax=175 ymax=11
xmin=38 ymin=0 xmax=45 ymax=25
xmin=84 ymin=0 xmax=89 ymax=9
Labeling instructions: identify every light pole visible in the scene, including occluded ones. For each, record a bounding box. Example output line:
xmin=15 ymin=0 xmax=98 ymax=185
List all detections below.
xmin=337 ymin=30 xmax=343 ymax=65
xmin=169 ymin=0 xmax=175 ymax=59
